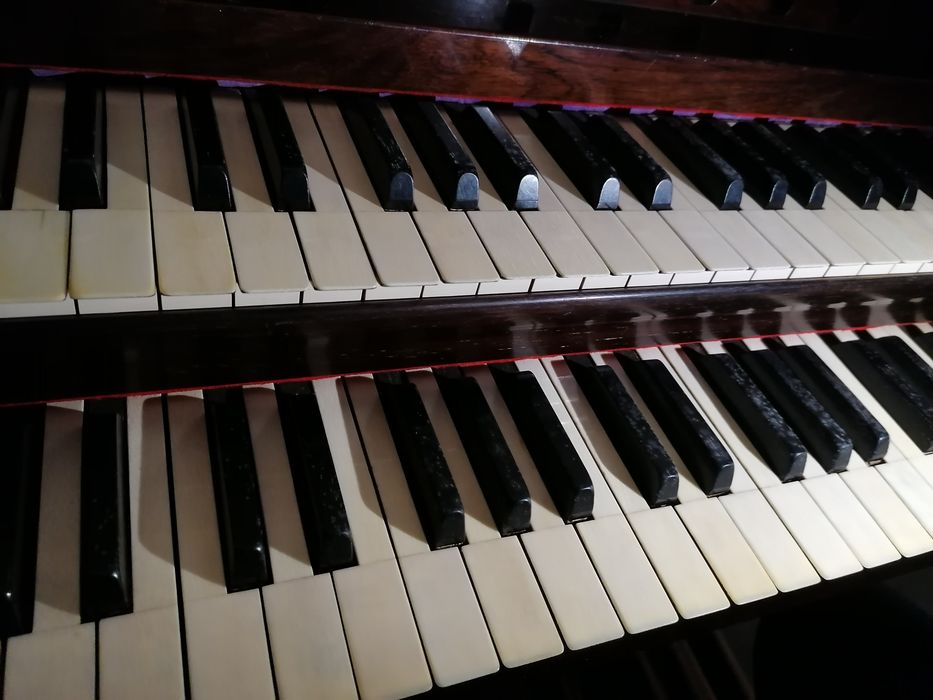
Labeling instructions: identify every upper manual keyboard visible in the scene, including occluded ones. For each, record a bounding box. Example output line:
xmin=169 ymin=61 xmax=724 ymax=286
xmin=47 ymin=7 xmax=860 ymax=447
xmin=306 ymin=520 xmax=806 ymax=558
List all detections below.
xmin=2 ymin=76 xmax=933 ymax=317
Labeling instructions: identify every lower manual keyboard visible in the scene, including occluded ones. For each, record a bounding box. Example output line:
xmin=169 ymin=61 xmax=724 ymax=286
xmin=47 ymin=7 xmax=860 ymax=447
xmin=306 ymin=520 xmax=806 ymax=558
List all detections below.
xmin=4 ymin=324 xmax=933 ymax=699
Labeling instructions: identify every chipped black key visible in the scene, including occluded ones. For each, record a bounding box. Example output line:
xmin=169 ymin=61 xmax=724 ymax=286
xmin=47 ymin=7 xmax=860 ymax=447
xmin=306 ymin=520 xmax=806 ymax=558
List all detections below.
xmin=733 ymin=121 xmax=826 ymax=208
xmin=59 ymin=80 xmax=106 ymax=210
xmin=579 ymin=112 xmax=672 ymax=210
xmin=693 ymin=117 xmax=787 ymax=209
xmin=728 ymin=344 xmax=852 ymax=473
xmin=780 ymin=123 xmax=883 ymax=209
xmin=830 ymin=337 xmax=933 ymax=453
xmin=374 ymin=373 xmax=465 ymax=548
xmin=275 ymin=382 xmax=354 ymax=572
xmin=521 ymin=108 xmax=620 ymax=210
xmin=394 ymin=99 xmax=479 ymax=210
xmin=243 ymin=90 xmax=312 ymax=211
xmin=564 ymin=355 xmax=678 ymax=507
xmin=434 ymin=368 xmax=531 ymax=536
xmin=447 ymin=104 xmax=538 ymax=210
xmin=686 ymin=347 xmax=807 ymax=481
xmin=632 ymin=114 xmax=743 ymax=210
xmin=0 ymin=80 xmax=28 ymax=210
xmin=0 ymin=405 xmax=45 ymax=637
xmin=830 ymin=126 xmax=917 ymax=210
xmin=177 ymin=86 xmax=234 ymax=211
xmin=203 ymin=388 xmax=272 ymax=591
xmin=340 ymin=97 xmax=413 ymax=211
xmin=618 ymin=354 xmax=733 ymax=496
xmin=771 ymin=341 xmax=889 ymax=463
xmin=80 ymin=398 xmax=133 ymax=622
xmin=490 ymin=363 xmax=593 ymax=521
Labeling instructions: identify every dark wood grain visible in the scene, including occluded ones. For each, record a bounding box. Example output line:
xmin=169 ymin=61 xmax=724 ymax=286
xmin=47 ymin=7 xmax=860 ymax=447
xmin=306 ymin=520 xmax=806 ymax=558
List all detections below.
xmin=2 ymin=1 xmax=933 ymax=126
xmin=1 ymin=275 xmax=930 ymax=406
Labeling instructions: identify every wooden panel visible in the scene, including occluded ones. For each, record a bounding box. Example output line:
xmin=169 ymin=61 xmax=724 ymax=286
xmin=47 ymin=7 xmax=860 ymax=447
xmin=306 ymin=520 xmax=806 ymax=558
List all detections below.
xmin=0 ymin=275 xmax=931 ymax=406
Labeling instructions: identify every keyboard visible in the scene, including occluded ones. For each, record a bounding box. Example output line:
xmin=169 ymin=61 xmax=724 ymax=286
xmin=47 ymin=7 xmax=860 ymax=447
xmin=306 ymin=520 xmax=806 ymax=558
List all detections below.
xmin=3 ymin=77 xmax=933 ymax=317
xmin=5 ymin=322 xmax=933 ymax=700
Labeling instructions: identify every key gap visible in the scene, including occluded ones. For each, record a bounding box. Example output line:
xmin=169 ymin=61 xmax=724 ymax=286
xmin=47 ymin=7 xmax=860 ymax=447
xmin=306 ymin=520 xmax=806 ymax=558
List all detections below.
xmin=138 ymin=84 xmax=164 ymax=311
xmin=454 ymin=547 xmax=505 ymax=669
xmin=257 ymin=588 xmax=281 ymax=700
xmin=515 ymin=534 xmax=569 ymax=652
xmin=323 ymin=573 xmax=364 ymax=699
xmin=159 ymin=395 xmax=193 ymax=700
xmin=94 ymin=621 xmax=100 ymax=700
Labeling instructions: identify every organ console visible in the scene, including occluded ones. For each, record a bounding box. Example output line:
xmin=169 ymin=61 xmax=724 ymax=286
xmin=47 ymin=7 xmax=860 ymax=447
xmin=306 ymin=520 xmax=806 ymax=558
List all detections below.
xmin=3 ymin=2 xmax=933 ymax=698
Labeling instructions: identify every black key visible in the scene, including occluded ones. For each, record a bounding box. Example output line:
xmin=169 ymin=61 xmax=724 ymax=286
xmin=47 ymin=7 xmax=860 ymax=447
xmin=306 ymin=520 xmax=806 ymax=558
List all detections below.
xmin=0 ymin=406 xmax=44 ymax=637
xmin=830 ymin=125 xmax=917 ymax=210
xmin=80 ymin=398 xmax=132 ymax=622
xmin=275 ymin=383 xmax=354 ymax=572
xmin=203 ymin=388 xmax=272 ymax=591
xmin=873 ymin=335 xmax=933 ymax=399
xmin=733 ymin=121 xmax=826 ymax=208
xmin=579 ymin=112 xmax=672 ymax=210
xmin=770 ymin=341 xmax=889 ymax=463
xmin=564 ymin=356 xmax=678 ymax=507
xmin=692 ymin=117 xmax=788 ymax=209
xmin=727 ymin=344 xmax=852 ymax=473
xmin=59 ymin=81 xmax=106 ymax=210
xmin=830 ymin=337 xmax=933 ymax=453
xmin=434 ymin=368 xmax=531 ymax=536
xmin=521 ymin=108 xmax=619 ymax=210
xmin=631 ymin=114 xmax=743 ymax=210
xmin=339 ymin=97 xmax=413 ymax=211
xmin=490 ymin=363 xmax=594 ymax=521
xmin=394 ymin=99 xmax=479 ymax=210
xmin=374 ymin=373 xmax=465 ymax=548
xmin=685 ymin=347 xmax=807 ymax=481
xmin=243 ymin=90 xmax=312 ymax=212
xmin=446 ymin=104 xmax=538 ymax=210
xmin=618 ymin=354 xmax=733 ymax=496
xmin=177 ymin=87 xmax=234 ymax=212
xmin=881 ymin=128 xmax=933 ymax=199
xmin=0 ymin=80 xmax=27 ymax=210
xmin=907 ymin=326 xmax=933 ymax=363
xmin=779 ymin=123 xmax=883 ymax=209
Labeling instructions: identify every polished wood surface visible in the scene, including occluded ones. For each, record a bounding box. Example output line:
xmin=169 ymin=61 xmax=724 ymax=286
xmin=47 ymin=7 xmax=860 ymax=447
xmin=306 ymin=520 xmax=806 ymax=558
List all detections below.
xmin=2 ymin=1 xmax=933 ymax=126
xmin=2 ymin=275 xmax=930 ymax=407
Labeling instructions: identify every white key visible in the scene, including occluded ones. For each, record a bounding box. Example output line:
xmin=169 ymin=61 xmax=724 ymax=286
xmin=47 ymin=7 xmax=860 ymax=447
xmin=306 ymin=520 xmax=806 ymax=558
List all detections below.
xmin=661 ymin=210 xmax=751 ymax=281
xmin=98 ymin=606 xmax=184 ymax=700
xmin=70 ymin=88 xmax=156 ymax=309
xmin=461 ymin=537 xmax=563 ymax=668
xmin=740 ymin=209 xmax=829 ymax=278
xmin=398 ymin=549 xmax=500 ymax=686
xmin=875 ymin=461 xmax=933 ymax=537
xmin=333 ymin=560 xmax=432 ymax=700
xmin=144 ymin=89 xmax=236 ymax=304
xmin=317 ymin=379 xmax=394 ymax=565
xmin=569 ymin=210 xmax=660 ymax=283
xmin=467 ymin=210 xmax=554 ymax=287
xmin=813 ymin=209 xmax=897 ymax=275
xmin=12 ymin=82 xmax=64 ymax=210
xmin=841 ymin=468 xmax=933 ymax=558
xmin=165 ymin=393 xmax=227 ymax=601
xmin=127 ymin=396 xmax=177 ymax=611
xmin=616 ymin=211 xmax=710 ymax=284
xmin=283 ymin=97 xmax=377 ymax=293
xmin=0 ymin=210 xmax=70 ymax=303
xmin=778 ymin=208 xmax=864 ymax=276
xmin=309 ymin=99 xmax=439 ymax=290
xmin=575 ymin=514 xmax=678 ymax=633
xmin=719 ymin=489 xmax=821 ymax=592
xmin=701 ymin=210 xmax=791 ymax=280
xmin=33 ymin=402 xmax=83 ymax=631
xmin=243 ymin=385 xmax=313 ymax=582
xmin=379 ymin=103 xmax=498 ymax=287
xmin=263 ymin=575 xmax=357 ymax=700
xmin=184 ymin=591 xmax=276 ymax=700
xmin=213 ymin=92 xmax=309 ymax=300
xmin=343 ymin=376 xmax=498 ymax=685
xmin=4 ymin=623 xmax=95 ymax=700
